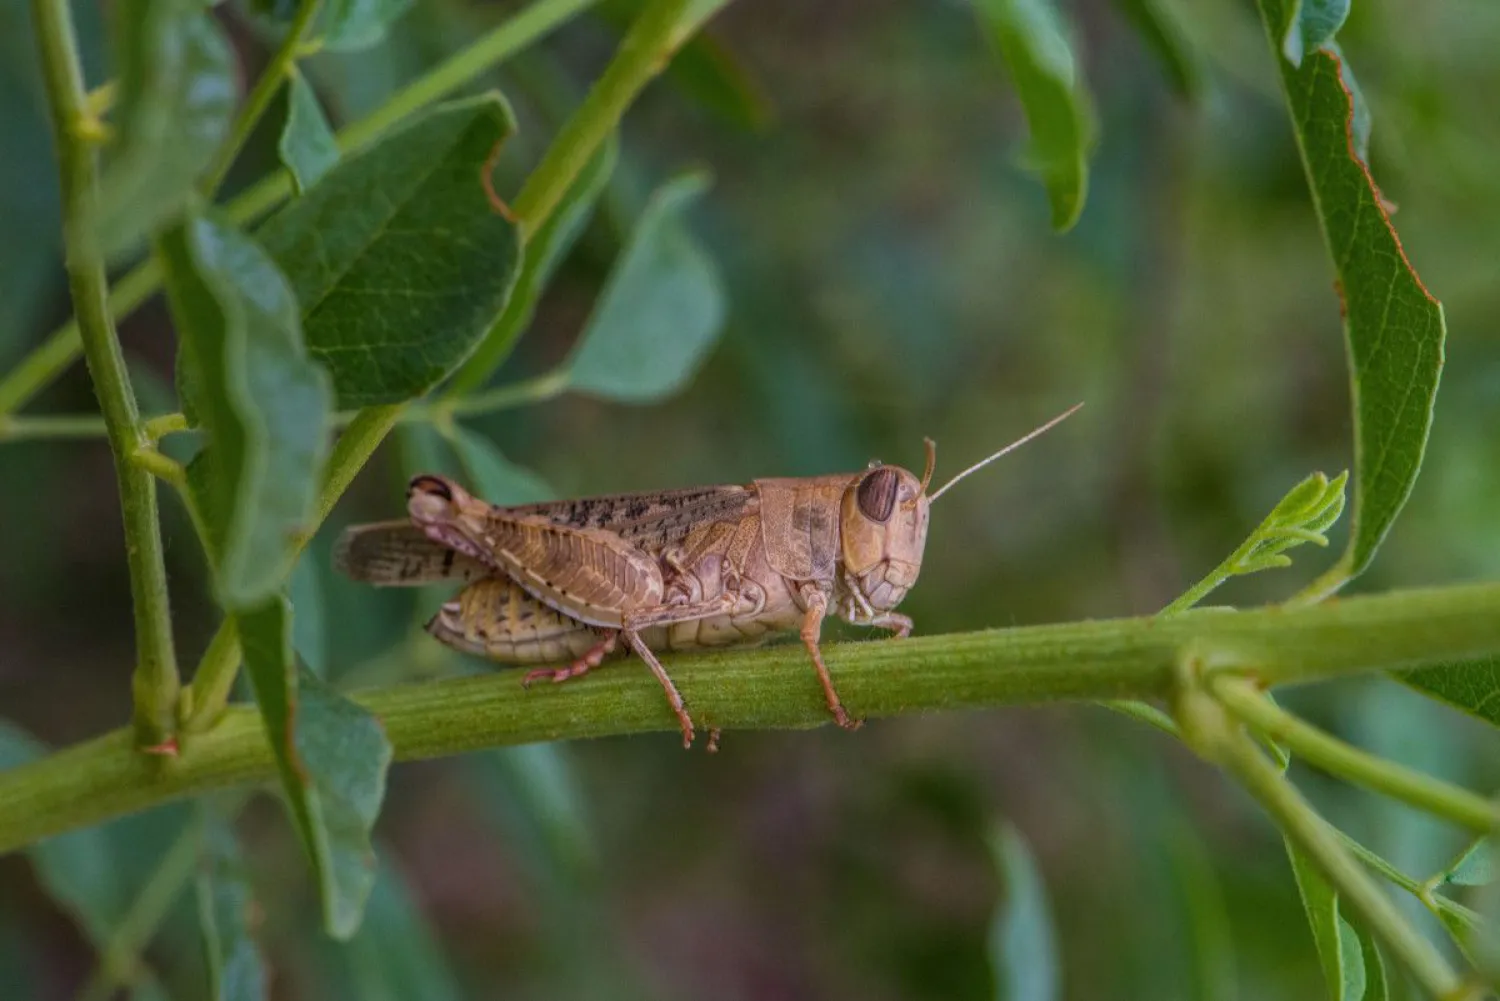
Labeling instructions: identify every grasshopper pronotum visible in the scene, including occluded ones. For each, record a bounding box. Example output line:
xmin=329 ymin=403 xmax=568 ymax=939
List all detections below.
xmin=335 ymin=404 xmax=1081 ymax=747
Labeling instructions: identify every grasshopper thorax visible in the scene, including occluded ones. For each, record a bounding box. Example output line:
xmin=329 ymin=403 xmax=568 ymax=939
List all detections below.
xmin=840 ymin=464 xmax=930 ymax=613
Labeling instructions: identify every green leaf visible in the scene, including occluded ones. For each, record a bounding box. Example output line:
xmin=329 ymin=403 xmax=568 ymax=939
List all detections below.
xmin=95 ymin=1 xmax=235 ymax=256
xmin=973 ymin=0 xmax=1094 ymax=232
xmin=1280 ymin=0 xmax=1350 ymax=67
xmin=667 ymin=33 xmax=775 ymax=130
xmin=1255 ymin=0 xmax=1448 ymax=599
xmin=1433 ymin=837 xmax=1495 ymax=889
xmin=446 ymin=134 xmax=618 ymax=396
xmin=447 ymin=426 xmax=554 ymax=504
xmin=279 ymin=71 xmax=341 ymax=196
xmin=1113 ymin=0 xmax=1202 ymax=100
xmin=195 ymin=812 xmax=268 ymax=1001
xmin=290 ymin=551 xmax=328 ymax=678
xmin=239 ymin=598 xmax=392 ymax=939
xmin=1398 ymin=658 xmax=1500 ymax=730
xmin=256 ymin=95 xmax=523 ymax=407
xmin=986 ymin=822 xmax=1059 ymax=1001
xmin=337 ymin=858 xmax=463 ymax=1001
xmin=1287 ymin=840 xmax=1366 ymax=1000
xmin=318 ymin=0 xmax=416 ymax=53
xmin=564 ymin=172 xmax=726 ymax=402
xmin=1358 ymin=930 xmax=1388 ymax=1001
xmin=160 ymin=211 xmax=333 ymax=610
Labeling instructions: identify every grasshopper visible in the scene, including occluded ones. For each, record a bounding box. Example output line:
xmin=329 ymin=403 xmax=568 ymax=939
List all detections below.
xmin=335 ymin=404 xmax=1081 ymax=747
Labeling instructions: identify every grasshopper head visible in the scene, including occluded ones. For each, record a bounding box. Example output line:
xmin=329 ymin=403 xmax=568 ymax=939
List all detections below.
xmin=407 ymin=474 xmax=493 ymax=565
xmin=840 ymin=458 xmax=931 ymax=612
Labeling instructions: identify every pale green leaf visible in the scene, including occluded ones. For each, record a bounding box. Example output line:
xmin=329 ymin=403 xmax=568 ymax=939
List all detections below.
xmin=196 ymin=813 xmax=268 ymax=1001
xmin=279 ymin=72 xmax=340 ymax=196
xmin=447 ymin=427 xmax=554 ymax=505
xmin=1287 ymin=840 xmax=1366 ymax=1001
xmin=987 ymin=822 xmax=1059 ymax=1001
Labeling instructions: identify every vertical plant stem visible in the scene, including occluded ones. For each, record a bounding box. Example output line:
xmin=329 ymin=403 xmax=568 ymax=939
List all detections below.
xmin=199 ymin=0 xmax=322 ymax=196
xmin=510 ymin=0 xmax=694 ymax=236
xmin=1213 ymin=677 xmax=1500 ymax=833
xmin=31 ymin=0 xmax=180 ymax=748
xmin=1216 ymin=726 xmax=1462 ymax=998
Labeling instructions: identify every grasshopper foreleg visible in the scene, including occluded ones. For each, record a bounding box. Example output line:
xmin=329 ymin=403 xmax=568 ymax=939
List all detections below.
xmin=798 ymin=584 xmax=862 ymax=731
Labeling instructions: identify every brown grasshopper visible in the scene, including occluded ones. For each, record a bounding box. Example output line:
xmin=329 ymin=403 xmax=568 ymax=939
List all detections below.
xmin=334 ymin=404 xmax=1081 ymax=747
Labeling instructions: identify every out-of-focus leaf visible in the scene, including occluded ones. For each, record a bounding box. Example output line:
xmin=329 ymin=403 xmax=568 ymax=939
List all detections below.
xmin=337 ymin=858 xmax=463 ymax=1001
xmin=256 ymin=95 xmax=522 ymax=407
xmin=1286 ymin=841 xmax=1366 ymax=1000
xmin=1113 ymin=0 xmax=1202 ymax=100
xmin=447 ymin=427 xmax=553 ymax=504
xmin=94 ymin=0 xmax=235 ymax=255
xmin=1255 ymin=0 xmax=1447 ymax=599
xmin=445 ymin=134 xmax=618 ymax=396
xmin=279 ymin=72 xmax=341 ymax=196
xmin=987 ymin=822 xmax=1059 ymax=1001
xmin=318 ymin=0 xmax=415 ymax=53
xmin=465 ymin=745 xmax=596 ymax=885
xmin=195 ymin=813 xmax=268 ymax=1001
xmin=1167 ymin=822 xmax=1236 ymax=1001
xmin=1399 ymin=659 xmax=1500 ymax=730
xmin=667 ymin=32 xmax=774 ymax=129
xmin=1358 ymin=932 xmax=1388 ymax=1001
xmin=1474 ymin=842 xmax=1500 ymax=987
xmin=1280 ymin=0 xmax=1350 ymax=67
xmin=290 ymin=551 xmax=328 ymax=678
xmin=239 ymin=598 xmax=392 ymax=939
xmin=973 ymin=0 xmax=1094 ymax=232
xmin=0 ymin=38 xmax=60 ymax=364
xmin=160 ymin=212 xmax=332 ymax=609
xmin=564 ymin=172 xmax=725 ymax=402
xmin=1437 ymin=838 xmax=1495 ymax=888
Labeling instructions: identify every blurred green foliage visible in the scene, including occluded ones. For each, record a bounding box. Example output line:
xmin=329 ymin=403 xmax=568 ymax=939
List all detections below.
xmin=2 ymin=0 xmax=1499 ymax=999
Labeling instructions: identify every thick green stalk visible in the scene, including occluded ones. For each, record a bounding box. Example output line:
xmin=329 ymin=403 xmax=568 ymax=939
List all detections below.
xmin=1215 ymin=726 xmax=1463 ymax=998
xmin=31 ymin=0 xmax=179 ymax=747
xmin=0 ymin=0 xmax=598 ymax=419
xmin=1213 ymin=676 xmax=1500 ymax=833
xmin=3 ymin=582 xmax=1500 ymax=855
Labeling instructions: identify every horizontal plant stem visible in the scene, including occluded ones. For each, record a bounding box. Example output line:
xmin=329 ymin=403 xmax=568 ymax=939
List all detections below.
xmin=4 ymin=581 xmax=1500 ymax=855
xmin=444 ymin=367 xmax=570 ymax=417
xmin=0 ymin=0 xmax=596 ymax=419
xmin=1217 ymin=727 xmax=1461 ymax=998
xmin=0 ymin=412 xmax=107 ymax=439
xmin=1213 ymin=676 xmax=1500 ymax=833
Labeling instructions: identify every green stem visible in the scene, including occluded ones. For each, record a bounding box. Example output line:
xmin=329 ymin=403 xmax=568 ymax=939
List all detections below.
xmin=1215 ymin=726 xmax=1462 ymax=998
xmin=0 ymin=0 xmax=596 ymax=419
xmin=1337 ymin=829 xmax=1483 ymax=934
xmin=130 ymin=447 xmax=187 ymax=490
xmin=4 ymin=581 xmax=1500 ymax=855
xmin=1212 ymin=677 xmax=1500 ymax=833
xmin=0 ymin=413 xmax=107 ymax=440
xmin=198 ymin=0 xmax=322 ymax=196
xmin=510 ymin=0 xmax=695 ymax=237
xmin=31 ymin=0 xmax=179 ymax=748
xmin=1097 ymin=699 xmax=1180 ymax=737
xmin=444 ymin=367 xmax=571 ymax=417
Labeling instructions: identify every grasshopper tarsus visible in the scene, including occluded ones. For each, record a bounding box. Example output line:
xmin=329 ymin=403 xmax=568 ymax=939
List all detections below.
xmin=521 ymin=632 xmax=617 ymax=688
xmin=622 ymin=629 xmax=695 ymax=748
xmin=706 ymin=728 xmax=722 ymax=753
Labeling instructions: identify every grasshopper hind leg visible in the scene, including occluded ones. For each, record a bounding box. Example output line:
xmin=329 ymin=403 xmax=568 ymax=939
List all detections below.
xmin=522 ymin=632 xmax=619 ymax=686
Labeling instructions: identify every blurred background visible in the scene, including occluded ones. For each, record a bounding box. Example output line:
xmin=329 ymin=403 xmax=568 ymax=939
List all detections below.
xmin=2 ymin=0 xmax=1499 ymax=998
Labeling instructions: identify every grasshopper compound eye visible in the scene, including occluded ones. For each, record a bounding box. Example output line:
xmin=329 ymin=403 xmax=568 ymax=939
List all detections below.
xmin=407 ymin=475 xmax=460 ymax=523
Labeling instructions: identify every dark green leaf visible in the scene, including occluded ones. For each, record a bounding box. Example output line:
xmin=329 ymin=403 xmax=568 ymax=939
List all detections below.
xmin=337 ymin=859 xmax=463 ymax=1001
xmin=160 ymin=211 xmax=333 ymax=609
xmin=565 ymin=172 xmax=725 ymax=402
xmin=239 ymin=598 xmax=392 ymax=939
xmin=1358 ymin=931 xmax=1388 ymax=1001
xmin=447 ymin=426 xmax=553 ymax=504
xmin=1287 ymin=840 xmax=1366 ymax=1000
xmin=1113 ymin=0 xmax=1202 ymax=100
xmin=318 ymin=0 xmax=415 ymax=53
xmin=667 ymin=33 xmax=775 ymax=130
xmin=256 ymin=95 xmax=523 ymax=407
xmin=445 ymin=134 xmax=618 ymax=396
xmin=986 ymin=822 xmax=1059 ymax=1001
xmin=1280 ymin=0 xmax=1350 ymax=67
xmin=279 ymin=71 xmax=341 ymax=196
xmin=95 ymin=1 xmax=235 ymax=255
xmin=973 ymin=0 xmax=1094 ymax=232
xmin=290 ymin=551 xmax=328 ymax=678
xmin=1255 ymin=0 xmax=1447 ymax=598
xmin=195 ymin=813 xmax=268 ymax=1001
xmin=1399 ymin=658 xmax=1500 ymax=730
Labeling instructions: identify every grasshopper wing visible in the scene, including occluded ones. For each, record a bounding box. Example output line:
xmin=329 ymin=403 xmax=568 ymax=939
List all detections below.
xmin=333 ymin=520 xmax=492 ymax=586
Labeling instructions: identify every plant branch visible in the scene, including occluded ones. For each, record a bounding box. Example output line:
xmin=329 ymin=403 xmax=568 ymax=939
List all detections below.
xmin=199 ymin=0 xmax=322 ymax=196
xmin=0 ymin=412 xmax=107 ymax=440
xmin=3 ymin=581 xmax=1500 ymax=855
xmin=1214 ymin=724 xmax=1463 ymax=998
xmin=1213 ymin=676 xmax=1500 ymax=833
xmin=1337 ymin=829 xmax=1483 ymax=936
xmin=0 ymin=0 xmax=597 ymax=419
xmin=31 ymin=0 xmax=180 ymax=748
xmin=443 ymin=368 xmax=571 ymax=418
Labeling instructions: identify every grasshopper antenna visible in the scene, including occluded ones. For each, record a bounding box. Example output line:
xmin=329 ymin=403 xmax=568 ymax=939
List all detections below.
xmin=927 ymin=401 xmax=1085 ymax=504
